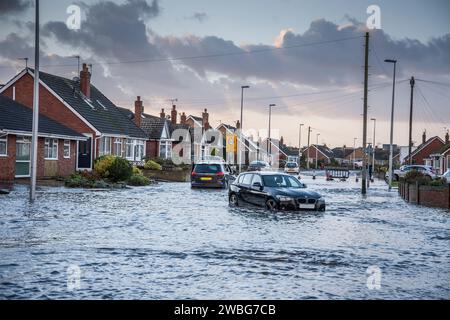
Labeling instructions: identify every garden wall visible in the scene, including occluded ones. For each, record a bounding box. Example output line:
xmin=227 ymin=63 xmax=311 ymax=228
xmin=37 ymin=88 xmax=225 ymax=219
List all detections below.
xmin=399 ymin=182 xmax=450 ymax=209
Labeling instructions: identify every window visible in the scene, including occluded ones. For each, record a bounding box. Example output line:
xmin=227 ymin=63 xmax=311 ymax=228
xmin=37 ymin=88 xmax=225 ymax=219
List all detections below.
xmin=251 ymin=174 xmax=262 ymax=185
xmin=99 ymin=137 xmax=112 ymax=156
xmin=44 ymin=138 xmax=58 ymax=160
xmin=114 ymin=138 xmax=123 ymax=157
xmin=242 ymin=174 xmax=253 ymax=185
xmin=63 ymin=140 xmax=71 ymax=158
xmin=159 ymin=140 xmax=172 ymax=159
xmin=126 ymin=139 xmax=134 ymax=159
xmin=0 ymin=134 xmax=7 ymax=156
xmin=136 ymin=140 xmax=145 ymax=161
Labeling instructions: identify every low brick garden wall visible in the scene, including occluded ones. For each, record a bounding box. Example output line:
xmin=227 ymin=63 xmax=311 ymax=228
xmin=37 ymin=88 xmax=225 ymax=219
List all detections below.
xmin=142 ymin=168 xmax=191 ymax=182
xmin=399 ymin=182 xmax=450 ymax=209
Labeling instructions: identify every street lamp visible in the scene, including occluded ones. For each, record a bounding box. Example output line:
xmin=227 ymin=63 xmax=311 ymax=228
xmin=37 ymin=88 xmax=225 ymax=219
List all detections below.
xmin=268 ymin=103 xmax=276 ymax=163
xmin=298 ymin=124 xmax=304 ymax=167
xmin=371 ymin=118 xmax=376 ymax=180
xmin=385 ymin=59 xmax=397 ymax=190
xmin=238 ymin=85 xmax=250 ymax=173
xmin=353 ymin=137 xmax=357 ymax=170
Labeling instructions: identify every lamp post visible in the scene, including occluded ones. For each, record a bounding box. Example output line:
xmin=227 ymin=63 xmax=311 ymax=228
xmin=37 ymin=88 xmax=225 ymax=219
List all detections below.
xmin=353 ymin=137 xmax=357 ymax=170
xmin=385 ymin=59 xmax=397 ymax=190
xmin=315 ymin=133 xmax=320 ymax=169
xmin=268 ymin=103 xmax=276 ymax=164
xmin=371 ymin=118 xmax=376 ymax=181
xmin=238 ymin=85 xmax=250 ymax=173
xmin=298 ymin=123 xmax=304 ymax=167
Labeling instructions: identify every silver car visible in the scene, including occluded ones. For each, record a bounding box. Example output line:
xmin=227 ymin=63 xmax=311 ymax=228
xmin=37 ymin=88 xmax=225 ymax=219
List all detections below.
xmin=442 ymin=170 xmax=450 ymax=183
xmin=387 ymin=165 xmax=438 ymax=181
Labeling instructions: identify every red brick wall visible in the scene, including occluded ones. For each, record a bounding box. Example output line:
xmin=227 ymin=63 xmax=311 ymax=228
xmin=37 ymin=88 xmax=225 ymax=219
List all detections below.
xmin=0 ymin=135 xmax=16 ymax=182
xmin=146 ymin=140 xmax=159 ymax=158
xmin=2 ymin=73 xmax=95 ymax=136
xmin=0 ymin=135 xmax=77 ymax=182
xmin=399 ymin=182 xmax=450 ymax=209
xmin=412 ymin=138 xmax=444 ymax=165
xmin=302 ymin=147 xmax=330 ymax=162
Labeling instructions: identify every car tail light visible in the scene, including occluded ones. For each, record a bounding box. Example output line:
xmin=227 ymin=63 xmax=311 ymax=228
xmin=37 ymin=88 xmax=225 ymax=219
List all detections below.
xmin=216 ymin=172 xmax=225 ymax=177
xmin=191 ymin=172 xmax=197 ymax=176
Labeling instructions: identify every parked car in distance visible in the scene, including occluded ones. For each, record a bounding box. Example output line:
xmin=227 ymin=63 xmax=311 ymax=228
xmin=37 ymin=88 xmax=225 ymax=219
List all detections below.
xmin=248 ymin=160 xmax=271 ymax=172
xmin=191 ymin=161 xmax=236 ymax=189
xmin=229 ymin=172 xmax=326 ymax=211
xmin=284 ymin=162 xmax=300 ymax=174
xmin=387 ymin=165 xmax=438 ymax=181
xmin=442 ymin=170 xmax=450 ymax=183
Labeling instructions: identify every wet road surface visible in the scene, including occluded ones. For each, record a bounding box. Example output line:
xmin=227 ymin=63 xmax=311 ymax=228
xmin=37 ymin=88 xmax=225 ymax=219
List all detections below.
xmin=0 ymin=177 xmax=449 ymax=299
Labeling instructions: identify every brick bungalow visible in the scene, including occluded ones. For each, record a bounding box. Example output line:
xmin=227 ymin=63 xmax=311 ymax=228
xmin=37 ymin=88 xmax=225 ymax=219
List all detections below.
xmin=404 ymin=131 xmax=445 ymax=167
xmin=0 ymin=95 xmax=86 ymax=183
xmin=302 ymin=144 xmax=333 ymax=165
xmin=0 ymin=65 xmax=147 ymax=170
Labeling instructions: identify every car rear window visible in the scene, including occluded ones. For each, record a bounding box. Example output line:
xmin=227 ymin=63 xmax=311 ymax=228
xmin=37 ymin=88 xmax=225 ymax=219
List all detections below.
xmin=286 ymin=162 xmax=297 ymax=168
xmin=194 ymin=164 xmax=222 ymax=173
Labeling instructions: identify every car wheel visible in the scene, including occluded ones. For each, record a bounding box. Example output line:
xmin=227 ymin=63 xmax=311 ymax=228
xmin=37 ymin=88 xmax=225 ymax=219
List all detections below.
xmin=394 ymin=174 xmax=399 ymax=181
xmin=229 ymin=193 xmax=239 ymax=206
xmin=265 ymin=198 xmax=278 ymax=211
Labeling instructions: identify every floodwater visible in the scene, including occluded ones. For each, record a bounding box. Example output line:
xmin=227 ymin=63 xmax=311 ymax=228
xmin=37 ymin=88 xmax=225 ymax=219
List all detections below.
xmin=0 ymin=176 xmax=449 ymax=299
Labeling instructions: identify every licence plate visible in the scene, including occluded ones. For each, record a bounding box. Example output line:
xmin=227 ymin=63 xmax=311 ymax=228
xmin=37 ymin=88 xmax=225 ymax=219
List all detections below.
xmin=200 ymin=177 xmax=212 ymax=181
xmin=299 ymin=204 xmax=315 ymax=209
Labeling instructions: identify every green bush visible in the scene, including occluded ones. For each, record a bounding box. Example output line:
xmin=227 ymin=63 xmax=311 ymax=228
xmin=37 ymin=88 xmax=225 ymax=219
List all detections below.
xmin=403 ymin=170 xmax=432 ymax=186
xmin=144 ymin=160 xmax=162 ymax=171
xmin=108 ymin=157 xmax=133 ymax=182
xmin=94 ymin=155 xmax=116 ymax=178
xmin=127 ymin=174 xmax=151 ymax=186
xmin=429 ymin=178 xmax=446 ymax=187
xmin=132 ymin=166 xmax=143 ymax=176
xmin=65 ymin=173 xmax=87 ymax=188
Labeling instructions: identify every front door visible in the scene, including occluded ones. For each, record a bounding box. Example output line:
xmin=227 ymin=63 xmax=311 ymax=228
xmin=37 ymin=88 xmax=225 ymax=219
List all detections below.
xmin=78 ymin=137 xmax=92 ymax=169
xmin=15 ymin=136 xmax=31 ymax=177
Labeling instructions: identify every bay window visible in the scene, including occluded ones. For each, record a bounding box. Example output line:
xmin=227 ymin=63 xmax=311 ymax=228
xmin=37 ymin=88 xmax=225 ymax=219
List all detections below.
xmin=44 ymin=138 xmax=58 ymax=160
xmin=159 ymin=140 xmax=172 ymax=159
xmin=114 ymin=138 xmax=123 ymax=157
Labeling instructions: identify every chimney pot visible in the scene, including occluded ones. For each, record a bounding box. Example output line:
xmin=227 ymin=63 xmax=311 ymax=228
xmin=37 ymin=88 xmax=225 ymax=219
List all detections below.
xmin=180 ymin=112 xmax=187 ymax=125
xmin=171 ymin=105 xmax=177 ymax=125
xmin=160 ymin=108 xmax=166 ymax=119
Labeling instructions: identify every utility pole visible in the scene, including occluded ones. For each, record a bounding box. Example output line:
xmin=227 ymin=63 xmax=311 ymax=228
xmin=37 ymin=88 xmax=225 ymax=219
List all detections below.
xmin=384 ymin=58 xmax=397 ymax=190
xmin=238 ymin=86 xmax=249 ymax=173
xmin=371 ymin=118 xmax=376 ymax=181
xmin=268 ymin=104 xmax=276 ymax=164
xmin=298 ymin=124 xmax=304 ymax=167
xmin=306 ymin=126 xmax=311 ymax=170
xmin=315 ymin=133 xmax=320 ymax=169
xmin=408 ymin=77 xmax=415 ymax=165
xmin=30 ymin=0 xmax=40 ymax=202
xmin=361 ymin=32 xmax=369 ymax=195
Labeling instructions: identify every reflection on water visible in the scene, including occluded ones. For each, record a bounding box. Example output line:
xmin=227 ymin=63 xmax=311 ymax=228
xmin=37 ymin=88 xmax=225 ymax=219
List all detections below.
xmin=0 ymin=177 xmax=449 ymax=299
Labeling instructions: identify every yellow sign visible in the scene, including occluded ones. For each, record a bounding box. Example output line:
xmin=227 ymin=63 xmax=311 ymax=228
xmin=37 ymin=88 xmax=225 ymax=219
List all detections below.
xmin=226 ymin=134 xmax=237 ymax=153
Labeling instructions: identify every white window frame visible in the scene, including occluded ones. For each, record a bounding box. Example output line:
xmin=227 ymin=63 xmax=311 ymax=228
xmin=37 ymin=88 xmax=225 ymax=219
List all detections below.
xmin=44 ymin=138 xmax=58 ymax=160
xmin=114 ymin=138 xmax=123 ymax=157
xmin=135 ymin=140 xmax=145 ymax=161
xmin=159 ymin=140 xmax=172 ymax=159
xmin=99 ymin=136 xmax=112 ymax=156
xmin=63 ymin=140 xmax=71 ymax=159
xmin=0 ymin=134 xmax=7 ymax=157
xmin=125 ymin=139 xmax=134 ymax=160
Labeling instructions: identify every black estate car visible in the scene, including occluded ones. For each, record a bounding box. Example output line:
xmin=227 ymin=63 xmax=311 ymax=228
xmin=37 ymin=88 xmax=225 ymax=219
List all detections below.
xmin=248 ymin=160 xmax=271 ymax=172
xmin=191 ymin=162 xmax=236 ymax=189
xmin=229 ymin=172 xmax=326 ymax=211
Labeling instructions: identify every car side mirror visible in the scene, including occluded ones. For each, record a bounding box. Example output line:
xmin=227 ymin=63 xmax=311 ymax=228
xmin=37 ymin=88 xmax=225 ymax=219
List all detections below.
xmin=252 ymin=182 xmax=263 ymax=190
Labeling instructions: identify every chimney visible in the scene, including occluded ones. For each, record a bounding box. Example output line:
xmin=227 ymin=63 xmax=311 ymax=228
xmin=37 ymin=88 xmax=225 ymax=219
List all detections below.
xmin=80 ymin=63 xmax=91 ymax=99
xmin=171 ymin=105 xmax=177 ymax=125
xmin=236 ymin=120 xmax=240 ymax=130
xmin=280 ymin=136 xmax=284 ymax=146
xmin=422 ymin=130 xmax=427 ymax=145
xmin=160 ymin=108 xmax=166 ymax=119
xmin=134 ymin=96 xmax=143 ymax=128
xmin=445 ymin=130 xmax=449 ymax=144
xmin=202 ymin=108 xmax=209 ymax=127
xmin=180 ymin=112 xmax=187 ymax=124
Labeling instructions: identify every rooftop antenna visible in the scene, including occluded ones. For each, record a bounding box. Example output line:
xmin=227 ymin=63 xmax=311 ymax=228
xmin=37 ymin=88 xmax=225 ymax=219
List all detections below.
xmin=18 ymin=57 xmax=29 ymax=69
xmin=169 ymin=98 xmax=178 ymax=107
xmin=88 ymin=63 xmax=93 ymax=77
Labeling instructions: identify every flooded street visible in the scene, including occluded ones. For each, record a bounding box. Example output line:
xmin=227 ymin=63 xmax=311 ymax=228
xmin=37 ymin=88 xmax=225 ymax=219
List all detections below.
xmin=0 ymin=177 xmax=449 ymax=300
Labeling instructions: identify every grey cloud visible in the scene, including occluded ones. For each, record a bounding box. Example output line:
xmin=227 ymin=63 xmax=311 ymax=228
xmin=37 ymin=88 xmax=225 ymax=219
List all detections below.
xmin=186 ymin=12 xmax=208 ymax=23
xmin=0 ymin=0 xmax=32 ymax=16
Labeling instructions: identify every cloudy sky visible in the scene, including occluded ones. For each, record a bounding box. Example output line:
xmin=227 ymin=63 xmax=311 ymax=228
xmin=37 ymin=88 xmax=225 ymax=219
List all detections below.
xmin=0 ymin=0 xmax=449 ymax=148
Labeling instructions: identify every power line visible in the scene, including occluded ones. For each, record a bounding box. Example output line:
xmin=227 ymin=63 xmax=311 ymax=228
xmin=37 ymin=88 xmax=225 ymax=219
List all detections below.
xmin=0 ymin=36 xmax=363 ymax=70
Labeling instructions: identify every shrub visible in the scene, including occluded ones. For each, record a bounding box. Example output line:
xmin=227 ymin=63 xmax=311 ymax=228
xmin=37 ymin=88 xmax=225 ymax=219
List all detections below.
xmin=429 ymin=178 xmax=446 ymax=187
xmin=127 ymin=174 xmax=151 ymax=186
xmin=94 ymin=155 xmax=116 ymax=178
xmin=403 ymin=170 xmax=432 ymax=185
xmin=65 ymin=173 xmax=87 ymax=188
xmin=144 ymin=160 xmax=162 ymax=171
xmin=132 ymin=166 xmax=143 ymax=176
xmin=108 ymin=157 xmax=133 ymax=182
